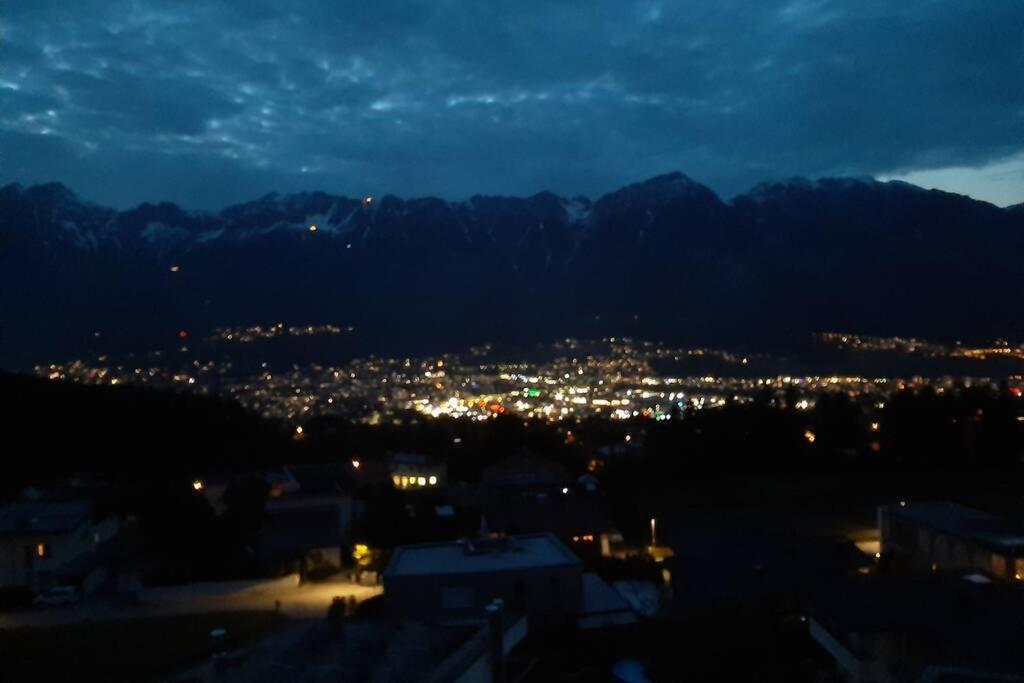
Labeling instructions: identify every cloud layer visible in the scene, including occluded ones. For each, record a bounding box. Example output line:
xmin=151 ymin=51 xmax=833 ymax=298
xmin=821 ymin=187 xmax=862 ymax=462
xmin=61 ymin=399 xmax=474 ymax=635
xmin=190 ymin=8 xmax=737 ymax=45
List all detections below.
xmin=1 ymin=0 xmax=1022 ymax=208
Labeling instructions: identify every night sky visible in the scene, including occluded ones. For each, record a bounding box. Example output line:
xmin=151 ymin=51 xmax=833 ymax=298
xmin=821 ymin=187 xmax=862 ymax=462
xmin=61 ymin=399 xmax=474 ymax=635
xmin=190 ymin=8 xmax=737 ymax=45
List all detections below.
xmin=1 ymin=0 xmax=1022 ymax=209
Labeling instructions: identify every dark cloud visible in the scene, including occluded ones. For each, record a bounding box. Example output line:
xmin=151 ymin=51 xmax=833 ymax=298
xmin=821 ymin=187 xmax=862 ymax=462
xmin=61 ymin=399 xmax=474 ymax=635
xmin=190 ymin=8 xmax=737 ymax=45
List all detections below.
xmin=1 ymin=0 xmax=1022 ymax=208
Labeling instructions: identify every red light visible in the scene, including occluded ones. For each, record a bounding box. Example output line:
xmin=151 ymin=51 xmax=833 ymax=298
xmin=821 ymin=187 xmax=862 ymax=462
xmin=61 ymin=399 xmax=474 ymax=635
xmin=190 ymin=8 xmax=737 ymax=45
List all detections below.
xmin=178 ymin=330 xmax=188 ymax=339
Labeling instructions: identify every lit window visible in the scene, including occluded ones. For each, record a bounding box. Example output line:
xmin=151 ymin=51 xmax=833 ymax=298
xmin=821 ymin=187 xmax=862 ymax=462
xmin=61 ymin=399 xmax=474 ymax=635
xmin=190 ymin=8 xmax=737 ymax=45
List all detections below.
xmin=417 ymin=477 xmax=426 ymax=486
xmin=36 ymin=544 xmax=49 ymax=559
xmin=428 ymin=476 xmax=437 ymax=485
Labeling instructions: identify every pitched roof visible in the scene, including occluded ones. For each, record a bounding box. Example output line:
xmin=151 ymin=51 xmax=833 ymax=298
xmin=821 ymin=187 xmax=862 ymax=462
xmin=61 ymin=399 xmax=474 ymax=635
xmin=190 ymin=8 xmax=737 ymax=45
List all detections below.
xmin=0 ymin=501 xmax=92 ymax=536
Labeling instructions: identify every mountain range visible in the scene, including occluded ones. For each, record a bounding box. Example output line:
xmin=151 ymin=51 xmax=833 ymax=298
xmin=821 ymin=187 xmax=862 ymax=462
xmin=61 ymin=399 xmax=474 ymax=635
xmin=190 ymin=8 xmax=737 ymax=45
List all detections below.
xmin=2 ymin=173 xmax=1022 ymax=369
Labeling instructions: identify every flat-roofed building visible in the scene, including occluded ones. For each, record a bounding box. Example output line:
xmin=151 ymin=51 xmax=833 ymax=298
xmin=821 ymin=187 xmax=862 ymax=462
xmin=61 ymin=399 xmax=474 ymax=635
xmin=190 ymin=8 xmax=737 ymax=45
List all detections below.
xmin=384 ymin=533 xmax=583 ymax=623
xmin=809 ymin=572 xmax=1024 ymax=683
xmin=879 ymin=501 xmax=1024 ymax=579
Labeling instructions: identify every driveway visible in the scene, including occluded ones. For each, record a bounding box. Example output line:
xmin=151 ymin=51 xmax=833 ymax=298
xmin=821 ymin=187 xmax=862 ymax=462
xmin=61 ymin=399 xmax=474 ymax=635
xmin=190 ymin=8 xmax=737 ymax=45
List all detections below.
xmin=0 ymin=576 xmax=381 ymax=629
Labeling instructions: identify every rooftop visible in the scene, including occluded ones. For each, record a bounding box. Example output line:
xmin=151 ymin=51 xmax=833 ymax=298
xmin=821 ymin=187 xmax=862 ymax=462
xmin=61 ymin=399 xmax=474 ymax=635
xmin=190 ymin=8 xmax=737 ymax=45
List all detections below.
xmin=284 ymin=463 xmax=353 ymax=496
xmin=885 ymin=501 xmax=1024 ymax=554
xmin=811 ymin=572 xmax=1024 ymax=675
xmin=0 ymin=500 xmax=93 ymax=536
xmin=385 ymin=533 xmax=581 ymax=578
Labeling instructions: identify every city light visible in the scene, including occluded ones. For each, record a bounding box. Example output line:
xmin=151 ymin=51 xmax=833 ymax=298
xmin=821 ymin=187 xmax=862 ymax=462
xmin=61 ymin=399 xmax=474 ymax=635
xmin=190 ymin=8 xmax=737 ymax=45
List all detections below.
xmin=34 ymin=335 xmax=1022 ymax=427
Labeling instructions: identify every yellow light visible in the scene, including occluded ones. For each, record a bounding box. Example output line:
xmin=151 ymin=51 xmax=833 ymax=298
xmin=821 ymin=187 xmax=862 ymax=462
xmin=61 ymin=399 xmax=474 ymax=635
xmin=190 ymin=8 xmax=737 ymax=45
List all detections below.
xmin=351 ymin=459 xmax=361 ymax=469
xmin=192 ymin=479 xmax=204 ymax=492
xmin=295 ymin=425 xmax=304 ymax=435
xmin=428 ymin=475 xmax=437 ymax=485
xmin=804 ymin=429 xmax=816 ymax=444
xmin=870 ymin=422 xmax=880 ymax=431
xmin=417 ymin=476 xmax=426 ymax=486
xmin=353 ymin=543 xmax=370 ymax=560
xmin=36 ymin=544 xmax=46 ymax=558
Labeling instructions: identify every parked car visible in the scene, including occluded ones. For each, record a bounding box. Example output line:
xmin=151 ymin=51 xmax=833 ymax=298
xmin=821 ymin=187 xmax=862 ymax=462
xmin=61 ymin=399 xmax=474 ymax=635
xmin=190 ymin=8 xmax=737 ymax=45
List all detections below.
xmin=33 ymin=586 xmax=81 ymax=607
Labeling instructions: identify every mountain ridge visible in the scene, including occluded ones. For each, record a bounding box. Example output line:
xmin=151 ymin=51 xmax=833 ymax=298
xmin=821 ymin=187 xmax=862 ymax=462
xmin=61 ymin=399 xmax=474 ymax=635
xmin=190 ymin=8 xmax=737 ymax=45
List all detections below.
xmin=1 ymin=172 xmax=1022 ymax=368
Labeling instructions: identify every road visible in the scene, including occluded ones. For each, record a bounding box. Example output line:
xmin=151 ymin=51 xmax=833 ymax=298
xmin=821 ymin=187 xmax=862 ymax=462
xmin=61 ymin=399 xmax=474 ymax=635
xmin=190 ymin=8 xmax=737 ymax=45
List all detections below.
xmin=0 ymin=576 xmax=382 ymax=629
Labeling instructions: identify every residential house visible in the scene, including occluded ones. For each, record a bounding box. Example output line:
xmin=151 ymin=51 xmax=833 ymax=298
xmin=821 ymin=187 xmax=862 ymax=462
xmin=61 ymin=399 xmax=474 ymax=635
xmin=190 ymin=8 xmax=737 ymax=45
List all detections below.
xmin=0 ymin=499 xmax=118 ymax=593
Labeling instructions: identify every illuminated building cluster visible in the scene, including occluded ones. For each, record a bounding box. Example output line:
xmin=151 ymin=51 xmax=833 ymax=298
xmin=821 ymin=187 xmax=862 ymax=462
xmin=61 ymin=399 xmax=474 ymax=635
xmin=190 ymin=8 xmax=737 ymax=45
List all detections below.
xmin=822 ymin=332 xmax=1024 ymax=361
xmin=208 ymin=323 xmax=353 ymax=343
xmin=36 ymin=335 xmax=1024 ymax=425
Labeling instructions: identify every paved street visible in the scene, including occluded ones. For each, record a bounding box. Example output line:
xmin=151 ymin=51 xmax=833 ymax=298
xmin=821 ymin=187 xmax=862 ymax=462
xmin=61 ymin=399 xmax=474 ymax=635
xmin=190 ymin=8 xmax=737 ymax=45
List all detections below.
xmin=0 ymin=576 xmax=381 ymax=629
